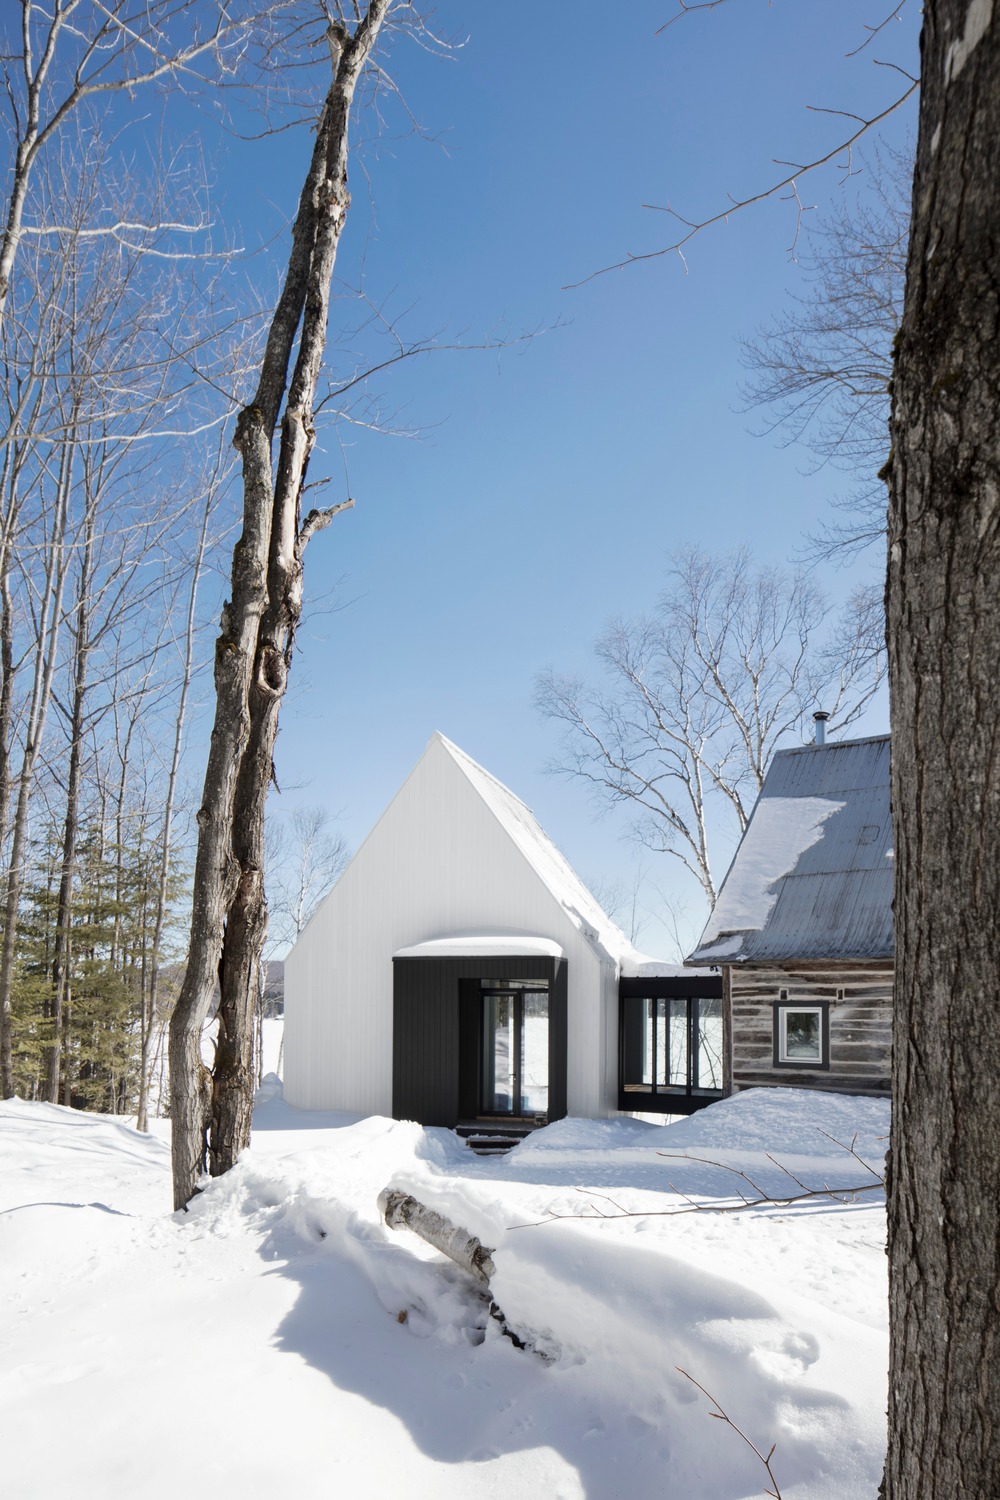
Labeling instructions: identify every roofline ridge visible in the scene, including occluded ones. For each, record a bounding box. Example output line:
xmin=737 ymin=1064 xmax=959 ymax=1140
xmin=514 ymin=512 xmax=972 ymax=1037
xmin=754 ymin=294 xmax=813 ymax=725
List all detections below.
xmin=773 ymin=732 xmax=890 ymax=759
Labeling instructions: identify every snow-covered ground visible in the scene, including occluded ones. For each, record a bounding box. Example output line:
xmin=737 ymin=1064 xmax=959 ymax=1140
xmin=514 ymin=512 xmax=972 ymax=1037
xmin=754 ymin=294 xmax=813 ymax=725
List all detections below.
xmin=0 ymin=1082 xmax=888 ymax=1499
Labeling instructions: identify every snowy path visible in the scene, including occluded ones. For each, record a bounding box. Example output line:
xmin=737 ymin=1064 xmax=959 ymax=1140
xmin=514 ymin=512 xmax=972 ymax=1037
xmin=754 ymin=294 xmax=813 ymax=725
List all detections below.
xmin=0 ymin=1089 xmax=888 ymax=1499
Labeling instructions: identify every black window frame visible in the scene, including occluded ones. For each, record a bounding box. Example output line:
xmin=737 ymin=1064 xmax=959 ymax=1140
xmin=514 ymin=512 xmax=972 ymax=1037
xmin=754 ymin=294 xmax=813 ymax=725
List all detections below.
xmin=618 ymin=975 xmax=724 ymax=1115
xmin=479 ymin=981 xmax=550 ymax=1119
xmin=771 ymin=999 xmax=831 ymax=1070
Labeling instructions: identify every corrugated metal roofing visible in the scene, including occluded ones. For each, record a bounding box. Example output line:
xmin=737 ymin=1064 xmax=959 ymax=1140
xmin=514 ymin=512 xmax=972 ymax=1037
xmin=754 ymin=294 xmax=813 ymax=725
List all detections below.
xmin=687 ymin=735 xmax=893 ymax=964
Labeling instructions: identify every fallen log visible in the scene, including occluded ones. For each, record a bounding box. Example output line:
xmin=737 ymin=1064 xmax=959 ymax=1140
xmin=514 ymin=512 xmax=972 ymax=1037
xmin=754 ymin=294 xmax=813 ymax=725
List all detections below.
xmin=377 ymin=1187 xmax=496 ymax=1286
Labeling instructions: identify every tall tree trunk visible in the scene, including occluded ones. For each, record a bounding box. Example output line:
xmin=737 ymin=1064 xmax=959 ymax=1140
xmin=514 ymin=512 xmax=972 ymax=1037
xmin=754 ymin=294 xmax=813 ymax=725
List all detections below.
xmin=883 ymin=5 xmax=1000 ymax=1496
xmin=169 ymin=2 xmax=390 ymax=1210
xmin=46 ymin=503 xmax=94 ymax=1102
xmin=137 ymin=483 xmax=214 ymax=1132
xmin=0 ymin=562 xmax=15 ymax=883
xmin=0 ymin=437 xmax=71 ymax=1097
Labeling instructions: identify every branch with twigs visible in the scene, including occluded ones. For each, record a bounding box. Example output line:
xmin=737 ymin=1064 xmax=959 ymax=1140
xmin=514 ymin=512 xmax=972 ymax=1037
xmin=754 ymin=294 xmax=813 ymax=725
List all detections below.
xmin=677 ymin=1368 xmax=784 ymax=1500
xmin=567 ymin=82 xmax=917 ymax=286
xmin=511 ymin=1130 xmax=884 ymax=1228
xmin=567 ymin=1 xmax=917 ymax=284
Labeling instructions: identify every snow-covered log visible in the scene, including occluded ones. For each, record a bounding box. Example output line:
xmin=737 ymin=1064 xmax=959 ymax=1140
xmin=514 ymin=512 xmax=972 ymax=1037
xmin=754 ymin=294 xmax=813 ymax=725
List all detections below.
xmin=378 ymin=1188 xmax=496 ymax=1286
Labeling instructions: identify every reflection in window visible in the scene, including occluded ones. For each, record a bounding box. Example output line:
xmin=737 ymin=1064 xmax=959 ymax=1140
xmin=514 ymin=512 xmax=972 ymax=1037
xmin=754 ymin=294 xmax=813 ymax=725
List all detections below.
xmin=782 ymin=1009 xmax=821 ymax=1061
xmin=621 ymin=993 xmax=723 ymax=1100
xmin=773 ymin=1001 xmax=829 ymax=1069
xmin=480 ymin=983 xmax=549 ymax=1116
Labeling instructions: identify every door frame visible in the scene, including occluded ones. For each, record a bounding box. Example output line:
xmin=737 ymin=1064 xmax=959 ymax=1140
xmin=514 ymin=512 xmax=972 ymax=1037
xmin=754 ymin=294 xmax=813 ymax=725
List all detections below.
xmin=392 ymin=953 xmax=567 ymax=1127
xmin=479 ymin=983 xmax=550 ymax=1118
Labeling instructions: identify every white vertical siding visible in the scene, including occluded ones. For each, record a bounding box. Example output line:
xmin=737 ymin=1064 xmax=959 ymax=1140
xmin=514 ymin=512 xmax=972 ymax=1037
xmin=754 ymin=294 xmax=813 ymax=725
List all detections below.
xmin=284 ymin=736 xmax=616 ymax=1117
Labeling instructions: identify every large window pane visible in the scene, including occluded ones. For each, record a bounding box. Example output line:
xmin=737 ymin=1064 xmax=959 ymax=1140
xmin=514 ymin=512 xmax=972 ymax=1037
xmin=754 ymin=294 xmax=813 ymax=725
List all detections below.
xmin=653 ymin=999 xmax=669 ymax=1084
xmin=480 ymin=984 xmax=549 ymax=1115
xmin=620 ymin=989 xmax=723 ymax=1104
xmin=520 ymin=992 xmax=549 ymax=1115
xmin=621 ymin=996 xmax=653 ymax=1091
xmin=483 ymin=994 xmax=514 ymax=1112
xmin=694 ymin=997 xmax=724 ymax=1089
xmin=667 ymin=999 xmax=688 ymax=1087
xmin=782 ymin=1008 xmax=821 ymax=1061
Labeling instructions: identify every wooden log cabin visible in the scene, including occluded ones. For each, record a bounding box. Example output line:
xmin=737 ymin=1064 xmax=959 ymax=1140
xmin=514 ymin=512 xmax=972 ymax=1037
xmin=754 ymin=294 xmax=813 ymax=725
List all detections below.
xmin=686 ymin=732 xmax=892 ymax=1099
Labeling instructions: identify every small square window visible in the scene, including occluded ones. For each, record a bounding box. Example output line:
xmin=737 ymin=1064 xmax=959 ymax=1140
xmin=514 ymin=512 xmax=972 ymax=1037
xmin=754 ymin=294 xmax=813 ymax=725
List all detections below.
xmin=772 ymin=1001 xmax=830 ymax=1070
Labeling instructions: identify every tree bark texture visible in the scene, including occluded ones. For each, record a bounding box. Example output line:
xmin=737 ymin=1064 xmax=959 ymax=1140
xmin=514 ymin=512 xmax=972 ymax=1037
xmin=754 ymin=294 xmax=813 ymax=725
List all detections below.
xmin=378 ymin=1189 xmax=497 ymax=1286
xmin=884 ymin=5 xmax=1000 ymax=1496
xmin=169 ymin=3 xmax=390 ymax=1210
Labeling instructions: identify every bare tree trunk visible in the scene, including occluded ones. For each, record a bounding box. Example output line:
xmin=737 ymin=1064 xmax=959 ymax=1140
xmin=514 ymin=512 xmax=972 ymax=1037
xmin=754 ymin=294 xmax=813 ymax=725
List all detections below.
xmin=0 ymin=562 xmax=14 ymax=868
xmin=46 ymin=503 xmax=94 ymax=1101
xmin=169 ymin=2 xmax=391 ymax=1209
xmin=137 ymin=483 xmax=214 ymax=1132
xmin=883 ymin=5 xmax=1000 ymax=1496
xmin=0 ymin=437 xmax=71 ymax=1097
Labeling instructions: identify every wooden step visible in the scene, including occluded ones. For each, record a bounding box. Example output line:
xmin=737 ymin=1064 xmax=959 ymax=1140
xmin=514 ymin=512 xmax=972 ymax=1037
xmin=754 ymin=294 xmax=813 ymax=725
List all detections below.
xmin=455 ymin=1120 xmax=541 ymax=1157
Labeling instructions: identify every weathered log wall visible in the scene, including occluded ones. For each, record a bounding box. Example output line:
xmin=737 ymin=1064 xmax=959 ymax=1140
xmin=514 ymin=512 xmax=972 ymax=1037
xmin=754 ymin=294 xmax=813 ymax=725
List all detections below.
xmin=729 ymin=961 xmax=892 ymax=1096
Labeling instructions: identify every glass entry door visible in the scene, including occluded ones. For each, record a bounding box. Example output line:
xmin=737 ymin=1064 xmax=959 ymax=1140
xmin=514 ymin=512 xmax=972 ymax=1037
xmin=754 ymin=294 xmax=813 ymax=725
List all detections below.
xmin=480 ymin=986 xmax=549 ymax=1116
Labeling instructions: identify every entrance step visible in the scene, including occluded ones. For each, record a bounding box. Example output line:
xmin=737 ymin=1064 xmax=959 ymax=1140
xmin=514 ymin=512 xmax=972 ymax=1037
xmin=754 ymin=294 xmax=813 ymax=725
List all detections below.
xmin=456 ymin=1121 xmax=542 ymax=1157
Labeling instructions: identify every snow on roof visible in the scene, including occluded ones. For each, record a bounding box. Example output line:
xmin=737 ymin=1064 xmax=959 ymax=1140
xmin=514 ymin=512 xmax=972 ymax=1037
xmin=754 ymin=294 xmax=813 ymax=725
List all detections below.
xmin=619 ymin=956 xmax=710 ymax=979
xmin=687 ymin=734 xmax=893 ymax=965
xmin=393 ymin=933 xmax=565 ymax=960
xmin=434 ymin=734 xmax=638 ymax=967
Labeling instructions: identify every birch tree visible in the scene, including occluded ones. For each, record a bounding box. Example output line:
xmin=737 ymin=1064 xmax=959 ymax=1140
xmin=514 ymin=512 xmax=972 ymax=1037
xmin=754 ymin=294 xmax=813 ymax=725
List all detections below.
xmin=0 ymin=0 xmax=264 ymax=338
xmin=266 ymin=804 xmax=349 ymax=951
xmin=537 ymin=547 xmax=884 ymax=907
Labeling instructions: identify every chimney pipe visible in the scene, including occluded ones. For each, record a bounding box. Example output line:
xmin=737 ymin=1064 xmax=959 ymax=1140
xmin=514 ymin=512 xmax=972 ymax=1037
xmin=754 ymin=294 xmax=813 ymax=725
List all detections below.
xmin=813 ymin=710 xmax=830 ymax=746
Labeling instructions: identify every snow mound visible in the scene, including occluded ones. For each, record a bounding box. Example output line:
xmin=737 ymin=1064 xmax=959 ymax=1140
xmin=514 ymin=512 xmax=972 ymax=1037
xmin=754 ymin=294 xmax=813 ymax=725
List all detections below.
xmin=512 ymin=1115 xmax=670 ymax=1152
xmin=1 ymin=1087 xmax=888 ymax=1500
xmin=661 ymin=1085 xmax=888 ymax=1163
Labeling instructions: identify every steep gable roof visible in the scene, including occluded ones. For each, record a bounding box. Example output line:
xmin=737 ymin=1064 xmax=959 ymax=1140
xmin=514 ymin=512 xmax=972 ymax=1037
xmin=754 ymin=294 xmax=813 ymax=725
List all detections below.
xmin=433 ymin=734 xmax=637 ymax=966
xmin=687 ymin=734 xmax=893 ymax=965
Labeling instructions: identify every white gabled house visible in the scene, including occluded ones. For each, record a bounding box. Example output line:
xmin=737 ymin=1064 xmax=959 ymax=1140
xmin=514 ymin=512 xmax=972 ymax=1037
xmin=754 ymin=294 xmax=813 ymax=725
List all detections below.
xmin=284 ymin=733 xmax=723 ymax=1129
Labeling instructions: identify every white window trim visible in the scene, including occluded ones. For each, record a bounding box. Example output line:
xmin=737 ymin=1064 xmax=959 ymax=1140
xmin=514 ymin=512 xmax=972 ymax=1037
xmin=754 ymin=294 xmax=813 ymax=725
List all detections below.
xmin=772 ymin=1000 xmax=830 ymax=1070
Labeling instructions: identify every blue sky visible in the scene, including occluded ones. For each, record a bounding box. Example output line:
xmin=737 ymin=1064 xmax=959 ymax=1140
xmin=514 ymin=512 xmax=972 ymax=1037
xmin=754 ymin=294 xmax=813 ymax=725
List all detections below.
xmin=203 ymin=0 xmax=918 ymax=957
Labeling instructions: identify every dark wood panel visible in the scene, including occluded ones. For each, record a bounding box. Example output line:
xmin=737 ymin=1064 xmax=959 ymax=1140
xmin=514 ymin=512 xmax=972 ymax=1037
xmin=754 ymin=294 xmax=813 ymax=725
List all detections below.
xmin=734 ymin=1073 xmax=889 ymax=1096
xmin=392 ymin=955 xmax=566 ymax=1128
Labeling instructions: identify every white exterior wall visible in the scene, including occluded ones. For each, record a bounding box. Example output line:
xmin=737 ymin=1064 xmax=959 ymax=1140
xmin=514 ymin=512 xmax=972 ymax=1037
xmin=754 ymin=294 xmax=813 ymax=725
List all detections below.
xmin=284 ymin=737 xmax=617 ymax=1118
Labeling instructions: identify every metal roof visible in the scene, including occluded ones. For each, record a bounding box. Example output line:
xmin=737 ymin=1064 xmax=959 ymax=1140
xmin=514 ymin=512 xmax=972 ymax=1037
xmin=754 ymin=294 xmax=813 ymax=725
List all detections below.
xmin=687 ymin=735 xmax=893 ymax=964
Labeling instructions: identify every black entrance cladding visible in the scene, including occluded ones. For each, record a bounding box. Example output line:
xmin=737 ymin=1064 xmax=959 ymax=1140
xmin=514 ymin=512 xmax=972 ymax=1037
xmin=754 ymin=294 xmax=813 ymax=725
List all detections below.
xmin=618 ymin=974 xmax=724 ymax=1114
xmin=392 ymin=954 xmax=567 ymax=1128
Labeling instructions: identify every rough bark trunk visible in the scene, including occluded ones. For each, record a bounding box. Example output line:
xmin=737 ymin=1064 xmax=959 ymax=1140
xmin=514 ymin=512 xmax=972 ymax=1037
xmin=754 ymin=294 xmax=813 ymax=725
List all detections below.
xmin=169 ymin=2 xmax=390 ymax=1209
xmin=883 ymin=5 xmax=1000 ymax=1496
